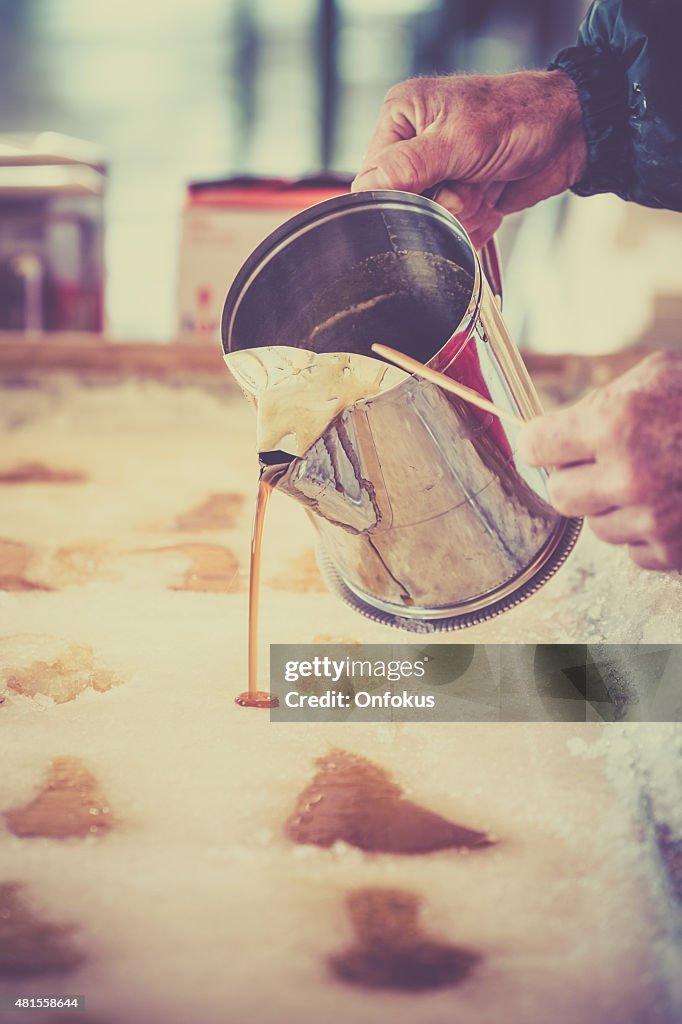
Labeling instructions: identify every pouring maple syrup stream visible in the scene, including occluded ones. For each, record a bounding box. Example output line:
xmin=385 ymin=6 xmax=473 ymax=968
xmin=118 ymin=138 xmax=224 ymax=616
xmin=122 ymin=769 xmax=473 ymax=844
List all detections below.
xmin=235 ymin=463 xmax=284 ymax=709
xmin=234 ymin=343 xmax=526 ymax=709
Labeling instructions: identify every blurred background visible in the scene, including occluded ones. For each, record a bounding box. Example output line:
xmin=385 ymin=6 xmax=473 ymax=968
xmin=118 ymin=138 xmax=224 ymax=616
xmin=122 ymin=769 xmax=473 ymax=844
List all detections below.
xmin=0 ymin=0 xmax=680 ymax=355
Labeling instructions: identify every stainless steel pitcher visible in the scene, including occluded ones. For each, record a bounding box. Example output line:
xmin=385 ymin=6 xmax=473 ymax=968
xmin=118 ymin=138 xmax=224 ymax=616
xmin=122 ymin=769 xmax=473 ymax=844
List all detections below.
xmin=221 ymin=191 xmax=581 ymax=631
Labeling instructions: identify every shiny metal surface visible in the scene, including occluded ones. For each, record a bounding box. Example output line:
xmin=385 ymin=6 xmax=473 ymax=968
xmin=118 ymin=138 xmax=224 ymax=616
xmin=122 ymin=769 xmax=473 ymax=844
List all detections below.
xmin=316 ymin=517 xmax=584 ymax=632
xmin=222 ymin=190 xmax=581 ymax=628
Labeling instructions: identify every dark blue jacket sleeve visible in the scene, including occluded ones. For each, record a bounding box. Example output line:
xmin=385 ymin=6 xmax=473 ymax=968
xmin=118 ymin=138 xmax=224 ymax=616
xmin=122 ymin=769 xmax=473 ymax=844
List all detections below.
xmin=550 ymin=0 xmax=682 ymax=210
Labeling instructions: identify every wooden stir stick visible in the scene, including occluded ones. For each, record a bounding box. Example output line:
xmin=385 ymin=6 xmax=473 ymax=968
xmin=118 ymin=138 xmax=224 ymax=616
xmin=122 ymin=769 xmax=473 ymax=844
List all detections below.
xmin=371 ymin=343 xmax=525 ymax=428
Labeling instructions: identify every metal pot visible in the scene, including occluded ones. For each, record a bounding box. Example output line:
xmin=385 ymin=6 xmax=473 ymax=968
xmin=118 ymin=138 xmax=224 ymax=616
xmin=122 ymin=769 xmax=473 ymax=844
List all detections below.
xmin=222 ymin=190 xmax=581 ymax=631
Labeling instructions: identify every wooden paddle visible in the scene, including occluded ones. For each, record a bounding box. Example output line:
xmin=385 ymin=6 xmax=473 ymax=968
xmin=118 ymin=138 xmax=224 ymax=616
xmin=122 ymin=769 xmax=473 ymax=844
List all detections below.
xmin=371 ymin=343 xmax=525 ymax=428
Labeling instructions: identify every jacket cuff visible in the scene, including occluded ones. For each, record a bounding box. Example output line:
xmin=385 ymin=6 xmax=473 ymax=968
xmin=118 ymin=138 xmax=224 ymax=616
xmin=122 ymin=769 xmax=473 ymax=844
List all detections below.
xmin=550 ymin=44 xmax=632 ymax=198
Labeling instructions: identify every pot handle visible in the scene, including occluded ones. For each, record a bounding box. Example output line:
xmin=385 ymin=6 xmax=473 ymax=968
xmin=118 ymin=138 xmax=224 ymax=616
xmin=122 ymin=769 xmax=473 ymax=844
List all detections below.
xmin=423 ymin=185 xmax=504 ymax=307
xmin=480 ymin=237 xmax=503 ymax=307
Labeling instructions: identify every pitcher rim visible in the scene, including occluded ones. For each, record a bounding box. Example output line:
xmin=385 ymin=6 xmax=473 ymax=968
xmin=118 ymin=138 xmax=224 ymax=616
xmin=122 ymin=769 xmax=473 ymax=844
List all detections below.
xmin=220 ymin=189 xmax=484 ymax=376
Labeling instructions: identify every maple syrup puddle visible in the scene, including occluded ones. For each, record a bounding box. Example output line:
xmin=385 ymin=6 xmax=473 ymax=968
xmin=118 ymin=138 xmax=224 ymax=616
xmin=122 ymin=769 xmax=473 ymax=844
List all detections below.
xmin=236 ymin=462 xmax=288 ymax=709
xmin=286 ymin=749 xmax=494 ymax=854
xmin=5 ymin=756 xmax=115 ymax=839
xmin=330 ymin=887 xmax=481 ymax=991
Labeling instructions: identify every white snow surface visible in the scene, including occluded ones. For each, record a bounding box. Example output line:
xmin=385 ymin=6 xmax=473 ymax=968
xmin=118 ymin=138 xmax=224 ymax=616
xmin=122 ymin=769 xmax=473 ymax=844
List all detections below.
xmin=0 ymin=375 xmax=680 ymax=1023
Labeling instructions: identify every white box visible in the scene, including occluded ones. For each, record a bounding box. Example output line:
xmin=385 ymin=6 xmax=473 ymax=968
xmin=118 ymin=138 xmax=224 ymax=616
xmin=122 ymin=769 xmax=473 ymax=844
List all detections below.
xmin=176 ymin=177 xmax=350 ymax=342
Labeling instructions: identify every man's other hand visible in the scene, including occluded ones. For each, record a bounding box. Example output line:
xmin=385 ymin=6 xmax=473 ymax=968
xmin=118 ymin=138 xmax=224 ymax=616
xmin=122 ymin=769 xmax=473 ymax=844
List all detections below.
xmin=519 ymin=353 xmax=682 ymax=571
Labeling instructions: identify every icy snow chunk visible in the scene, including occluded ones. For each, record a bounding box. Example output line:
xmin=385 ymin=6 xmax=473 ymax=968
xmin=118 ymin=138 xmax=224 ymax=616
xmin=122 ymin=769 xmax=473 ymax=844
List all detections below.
xmin=1 ymin=635 xmax=124 ymax=705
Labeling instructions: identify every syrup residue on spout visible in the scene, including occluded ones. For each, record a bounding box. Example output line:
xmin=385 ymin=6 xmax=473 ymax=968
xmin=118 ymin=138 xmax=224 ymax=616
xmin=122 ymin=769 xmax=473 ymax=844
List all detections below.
xmin=236 ymin=463 xmax=287 ymax=709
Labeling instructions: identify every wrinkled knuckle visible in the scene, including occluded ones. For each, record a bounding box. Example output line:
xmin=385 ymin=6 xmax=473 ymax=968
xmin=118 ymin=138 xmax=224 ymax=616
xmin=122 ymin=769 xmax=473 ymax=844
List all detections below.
xmin=385 ymin=145 xmax=423 ymax=185
xmin=451 ymin=112 xmax=488 ymax=155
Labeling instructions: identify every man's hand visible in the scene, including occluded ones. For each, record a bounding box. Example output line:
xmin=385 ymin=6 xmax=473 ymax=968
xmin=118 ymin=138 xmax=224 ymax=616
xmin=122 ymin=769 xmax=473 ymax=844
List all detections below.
xmin=518 ymin=353 xmax=682 ymax=571
xmin=352 ymin=70 xmax=587 ymax=248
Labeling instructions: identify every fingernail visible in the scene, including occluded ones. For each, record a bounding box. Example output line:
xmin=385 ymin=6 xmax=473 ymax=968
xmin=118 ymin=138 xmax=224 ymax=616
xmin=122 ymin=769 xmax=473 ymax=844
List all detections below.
xmin=351 ymin=165 xmax=392 ymax=191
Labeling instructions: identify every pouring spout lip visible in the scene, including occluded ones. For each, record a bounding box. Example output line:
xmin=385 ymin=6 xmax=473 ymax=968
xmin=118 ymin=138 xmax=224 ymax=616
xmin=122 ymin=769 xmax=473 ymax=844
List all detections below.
xmin=258 ymin=449 xmax=296 ymax=468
